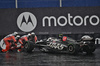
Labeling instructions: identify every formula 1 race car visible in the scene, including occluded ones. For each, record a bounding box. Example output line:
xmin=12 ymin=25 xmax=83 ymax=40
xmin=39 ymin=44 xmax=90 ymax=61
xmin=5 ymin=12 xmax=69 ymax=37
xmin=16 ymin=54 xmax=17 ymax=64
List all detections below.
xmin=36 ymin=37 xmax=80 ymax=54
xmin=35 ymin=35 xmax=96 ymax=54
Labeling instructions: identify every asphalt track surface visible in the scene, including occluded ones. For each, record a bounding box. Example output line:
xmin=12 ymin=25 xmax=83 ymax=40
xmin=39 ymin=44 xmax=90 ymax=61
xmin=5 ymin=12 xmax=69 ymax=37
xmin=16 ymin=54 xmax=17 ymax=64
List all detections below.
xmin=0 ymin=47 xmax=100 ymax=66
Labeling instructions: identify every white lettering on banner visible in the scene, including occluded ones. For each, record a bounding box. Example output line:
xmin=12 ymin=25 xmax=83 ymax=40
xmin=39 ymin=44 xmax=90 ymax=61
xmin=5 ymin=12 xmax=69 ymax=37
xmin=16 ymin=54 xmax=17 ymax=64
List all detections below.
xmin=73 ymin=16 xmax=83 ymax=26
xmin=68 ymin=13 xmax=73 ymax=26
xmin=89 ymin=15 xmax=100 ymax=26
xmin=95 ymin=38 xmax=100 ymax=44
xmin=42 ymin=13 xmax=100 ymax=27
xmin=84 ymin=16 xmax=89 ymax=26
xmin=57 ymin=16 xmax=67 ymax=26
xmin=17 ymin=12 xmax=100 ymax=32
xmin=43 ymin=16 xmax=57 ymax=27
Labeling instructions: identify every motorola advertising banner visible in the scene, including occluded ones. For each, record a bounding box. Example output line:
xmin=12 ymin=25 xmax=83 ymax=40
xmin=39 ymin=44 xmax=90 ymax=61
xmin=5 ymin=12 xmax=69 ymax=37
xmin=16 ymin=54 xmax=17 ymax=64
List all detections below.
xmin=0 ymin=7 xmax=100 ymax=35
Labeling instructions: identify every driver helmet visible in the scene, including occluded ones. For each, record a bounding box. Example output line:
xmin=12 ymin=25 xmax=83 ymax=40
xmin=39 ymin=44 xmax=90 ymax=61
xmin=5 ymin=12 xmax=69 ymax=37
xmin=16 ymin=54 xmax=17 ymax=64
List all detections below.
xmin=59 ymin=34 xmax=63 ymax=38
xmin=13 ymin=32 xmax=18 ymax=36
xmin=16 ymin=35 xmax=20 ymax=38
xmin=16 ymin=35 xmax=20 ymax=40
xmin=31 ymin=32 xmax=35 ymax=36
xmin=31 ymin=32 xmax=35 ymax=35
xmin=27 ymin=33 xmax=31 ymax=37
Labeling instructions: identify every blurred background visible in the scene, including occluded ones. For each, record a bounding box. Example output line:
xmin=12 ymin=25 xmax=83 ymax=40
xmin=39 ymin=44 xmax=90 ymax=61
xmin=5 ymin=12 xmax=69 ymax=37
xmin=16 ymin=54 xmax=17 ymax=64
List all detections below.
xmin=0 ymin=0 xmax=100 ymax=8
xmin=0 ymin=0 xmax=100 ymax=43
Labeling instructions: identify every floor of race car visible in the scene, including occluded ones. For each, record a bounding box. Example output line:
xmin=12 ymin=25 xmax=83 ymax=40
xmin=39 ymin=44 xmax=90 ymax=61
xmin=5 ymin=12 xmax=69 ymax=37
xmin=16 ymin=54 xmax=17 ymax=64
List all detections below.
xmin=0 ymin=48 xmax=100 ymax=66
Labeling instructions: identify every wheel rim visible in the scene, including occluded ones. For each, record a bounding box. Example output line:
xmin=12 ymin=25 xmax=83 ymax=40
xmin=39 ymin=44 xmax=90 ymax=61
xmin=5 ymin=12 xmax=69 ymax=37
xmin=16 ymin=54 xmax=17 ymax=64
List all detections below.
xmin=69 ymin=45 xmax=74 ymax=52
xmin=25 ymin=44 xmax=28 ymax=49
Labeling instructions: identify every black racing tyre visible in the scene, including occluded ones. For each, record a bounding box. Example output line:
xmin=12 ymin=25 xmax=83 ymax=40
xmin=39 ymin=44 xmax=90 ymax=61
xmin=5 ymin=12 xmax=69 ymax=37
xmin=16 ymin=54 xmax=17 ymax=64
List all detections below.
xmin=84 ymin=45 xmax=96 ymax=54
xmin=0 ymin=47 xmax=2 ymax=52
xmin=24 ymin=41 xmax=34 ymax=52
xmin=68 ymin=44 xmax=79 ymax=54
xmin=91 ymin=45 xmax=96 ymax=52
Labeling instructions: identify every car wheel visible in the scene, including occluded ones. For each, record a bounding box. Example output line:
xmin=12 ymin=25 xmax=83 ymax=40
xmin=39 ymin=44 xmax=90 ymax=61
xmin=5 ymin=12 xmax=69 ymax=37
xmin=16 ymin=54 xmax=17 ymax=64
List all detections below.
xmin=68 ymin=44 xmax=79 ymax=54
xmin=24 ymin=41 xmax=34 ymax=52
xmin=85 ymin=45 xmax=96 ymax=54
